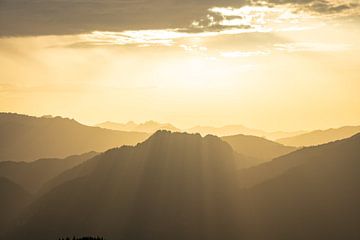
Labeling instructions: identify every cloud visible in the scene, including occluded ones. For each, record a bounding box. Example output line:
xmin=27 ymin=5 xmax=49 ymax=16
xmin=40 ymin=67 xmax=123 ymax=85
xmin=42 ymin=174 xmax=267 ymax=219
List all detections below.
xmin=68 ymin=3 xmax=321 ymax=48
xmin=0 ymin=0 xmax=246 ymax=36
xmin=1 ymin=0 xmax=358 ymax=37
xmin=274 ymin=42 xmax=352 ymax=52
xmin=256 ymin=0 xmax=360 ymax=15
xmin=220 ymin=50 xmax=271 ymax=58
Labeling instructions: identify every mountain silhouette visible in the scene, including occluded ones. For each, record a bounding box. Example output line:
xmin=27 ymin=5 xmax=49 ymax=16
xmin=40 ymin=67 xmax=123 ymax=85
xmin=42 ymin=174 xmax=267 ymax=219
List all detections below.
xmin=277 ymin=125 xmax=360 ymax=147
xmin=0 ymin=113 xmax=149 ymax=161
xmin=9 ymin=131 xmax=240 ymax=240
xmin=0 ymin=152 xmax=97 ymax=193
xmin=97 ymin=121 xmax=180 ymax=133
xmin=222 ymin=134 xmax=296 ymax=164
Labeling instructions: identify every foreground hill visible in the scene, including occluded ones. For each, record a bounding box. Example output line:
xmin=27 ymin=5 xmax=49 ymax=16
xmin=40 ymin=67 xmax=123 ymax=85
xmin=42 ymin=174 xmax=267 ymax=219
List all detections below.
xmin=0 ymin=177 xmax=31 ymax=233
xmin=222 ymin=134 xmax=296 ymax=164
xmin=277 ymin=125 xmax=360 ymax=147
xmin=0 ymin=113 xmax=149 ymax=161
xmin=0 ymin=152 xmax=97 ymax=193
xmin=9 ymin=131 xmax=240 ymax=240
xmin=97 ymin=121 xmax=180 ymax=133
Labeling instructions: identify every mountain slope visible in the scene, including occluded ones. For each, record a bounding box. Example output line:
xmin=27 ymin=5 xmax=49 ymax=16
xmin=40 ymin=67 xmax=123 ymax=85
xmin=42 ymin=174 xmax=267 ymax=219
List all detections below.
xmin=277 ymin=125 xmax=360 ymax=147
xmin=0 ymin=152 xmax=97 ymax=193
xmin=10 ymin=131 xmax=240 ymax=240
xmin=222 ymin=134 xmax=296 ymax=164
xmin=0 ymin=113 xmax=149 ymax=161
xmin=237 ymin=133 xmax=360 ymax=240
xmin=238 ymin=132 xmax=360 ymax=188
xmin=0 ymin=177 xmax=32 ymax=234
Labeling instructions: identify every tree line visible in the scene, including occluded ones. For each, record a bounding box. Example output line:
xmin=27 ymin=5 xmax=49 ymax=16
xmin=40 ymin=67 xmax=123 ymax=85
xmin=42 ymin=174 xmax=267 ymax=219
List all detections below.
xmin=58 ymin=237 xmax=105 ymax=240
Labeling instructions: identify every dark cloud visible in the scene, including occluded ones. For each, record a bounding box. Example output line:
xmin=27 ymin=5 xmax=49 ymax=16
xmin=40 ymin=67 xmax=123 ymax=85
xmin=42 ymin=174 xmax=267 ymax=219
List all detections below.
xmin=0 ymin=0 xmax=358 ymax=37
xmin=306 ymin=0 xmax=357 ymax=13
xmin=260 ymin=0 xmax=358 ymax=14
xmin=0 ymin=0 xmax=246 ymax=36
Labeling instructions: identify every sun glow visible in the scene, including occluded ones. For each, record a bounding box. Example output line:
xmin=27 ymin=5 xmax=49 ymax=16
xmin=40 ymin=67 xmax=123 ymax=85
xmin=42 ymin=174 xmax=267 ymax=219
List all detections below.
xmin=1 ymin=0 xmax=360 ymax=130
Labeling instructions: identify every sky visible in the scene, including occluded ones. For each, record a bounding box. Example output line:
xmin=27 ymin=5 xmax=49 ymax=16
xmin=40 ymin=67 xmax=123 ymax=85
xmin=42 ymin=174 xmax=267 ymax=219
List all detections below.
xmin=0 ymin=0 xmax=360 ymax=131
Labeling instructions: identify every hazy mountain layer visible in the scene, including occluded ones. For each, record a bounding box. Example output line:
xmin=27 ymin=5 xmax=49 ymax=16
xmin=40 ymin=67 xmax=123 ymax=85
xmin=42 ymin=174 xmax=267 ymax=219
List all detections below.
xmin=277 ymin=125 xmax=360 ymax=147
xmin=97 ymin=120 xmax=180 ymax=133
xmin=187 ymin=125 xmax=305 ymax=140
xmin=222 ymin=134 xmax=296 ymax=164
xmin=97 ymin=121 xmax=305 ymax=140
xmin=0 ymin=152 xmax=97 ymax=193
xmin=0 ymin=113 xmax=149 ymax=161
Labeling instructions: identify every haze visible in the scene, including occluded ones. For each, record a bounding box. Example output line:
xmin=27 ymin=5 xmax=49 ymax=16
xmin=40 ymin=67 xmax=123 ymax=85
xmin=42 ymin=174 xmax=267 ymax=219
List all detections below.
xmin=1 ymin=0 xmax=360 ymax=131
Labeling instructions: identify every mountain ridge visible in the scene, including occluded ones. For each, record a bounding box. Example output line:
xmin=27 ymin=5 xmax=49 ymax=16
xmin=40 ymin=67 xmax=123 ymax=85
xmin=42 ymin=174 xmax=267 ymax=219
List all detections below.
xmin=0 ymin=112 xmax=149 ymax=162
xmin=277 ymin=125 xmax=360 ymax=147
xmin=0 ymin=152 xmax=97 ymax=193
xmin=222 ymin=134 xmax=296 ymax=164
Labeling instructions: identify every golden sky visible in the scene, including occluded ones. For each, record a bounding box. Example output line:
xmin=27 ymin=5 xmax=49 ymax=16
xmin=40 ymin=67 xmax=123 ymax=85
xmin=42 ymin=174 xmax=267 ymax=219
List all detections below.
xmin=1 ymin=0 xmax=360 ymax=131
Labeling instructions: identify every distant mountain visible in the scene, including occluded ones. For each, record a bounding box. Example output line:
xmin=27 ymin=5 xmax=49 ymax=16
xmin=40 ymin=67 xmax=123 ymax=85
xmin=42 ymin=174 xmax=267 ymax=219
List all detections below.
xmin=0 ymin=177 xmax=31 ymax=234
xmin=97 ymin=120 xmax=180 ymax=133
xmin=0 ymin=152 xmax=97 ymax=193
xmin=236 ymin=133 xmax=360 ymax=239
xmin=277 ymin=125 xmax=360 ymax=147
xmin=187 ymin=125 xmax=305 ymax=140
xmin=0 ymin=113 xmax=149 ymax=161
xmin=97 ymin=121 xmax=305 ymax=140
xmin=9 ymin=131 xmax=241 ymax=240
xmin=222 ymin=134 xmax=296 ymax=164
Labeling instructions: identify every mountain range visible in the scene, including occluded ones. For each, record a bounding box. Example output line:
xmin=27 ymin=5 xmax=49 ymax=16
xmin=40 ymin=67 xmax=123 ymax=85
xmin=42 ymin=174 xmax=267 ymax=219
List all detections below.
xmin=97 ymin=121 xmax=180 ymax=133
xmin=97 ymin=121 xmax=305 ymax=140
xmin=8 ymin=131 xmax=240 ymax=240
xmin=2 ymin=130 xmax=360 ymax=240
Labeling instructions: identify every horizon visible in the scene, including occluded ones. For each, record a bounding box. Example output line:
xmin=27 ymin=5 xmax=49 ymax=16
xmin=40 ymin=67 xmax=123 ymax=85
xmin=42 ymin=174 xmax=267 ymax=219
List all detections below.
xmin=2 ymin=111 xmax=360 ymax=133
